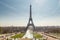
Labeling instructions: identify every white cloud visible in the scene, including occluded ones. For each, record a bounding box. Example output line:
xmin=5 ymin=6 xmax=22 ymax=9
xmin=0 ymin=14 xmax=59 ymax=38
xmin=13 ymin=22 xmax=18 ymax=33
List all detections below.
xmin=34 ymin=17 xmax=60 ymax=26
xmin=32 ymin=0 xmax=47 ymax=6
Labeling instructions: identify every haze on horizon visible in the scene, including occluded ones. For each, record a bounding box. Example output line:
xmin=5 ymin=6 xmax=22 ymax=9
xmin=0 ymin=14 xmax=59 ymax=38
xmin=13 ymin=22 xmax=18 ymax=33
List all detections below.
xmin=0 ymin=0 xmax=60 ymax=26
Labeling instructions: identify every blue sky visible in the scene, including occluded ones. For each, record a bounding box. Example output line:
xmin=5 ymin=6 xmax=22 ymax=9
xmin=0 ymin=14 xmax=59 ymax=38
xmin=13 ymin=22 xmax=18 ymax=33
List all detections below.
xmin=0 ymin=0 xmax=60 ymax=26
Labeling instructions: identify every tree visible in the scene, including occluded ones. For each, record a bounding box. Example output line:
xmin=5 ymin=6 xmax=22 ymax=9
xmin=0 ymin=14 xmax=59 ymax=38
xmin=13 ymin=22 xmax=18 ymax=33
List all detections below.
xmin=0 ymin=27 xmax=2 ymax=33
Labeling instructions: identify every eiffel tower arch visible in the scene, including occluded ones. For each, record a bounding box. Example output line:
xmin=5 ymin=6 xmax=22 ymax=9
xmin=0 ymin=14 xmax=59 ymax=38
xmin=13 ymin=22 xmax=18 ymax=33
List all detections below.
xmin=26 ymin=4 xmax=35 ymax=31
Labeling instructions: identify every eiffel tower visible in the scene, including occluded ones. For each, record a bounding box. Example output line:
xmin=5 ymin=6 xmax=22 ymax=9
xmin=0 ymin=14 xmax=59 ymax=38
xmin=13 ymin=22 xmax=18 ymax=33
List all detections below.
xmin=26 ymin=4 xmax=35 ymax=31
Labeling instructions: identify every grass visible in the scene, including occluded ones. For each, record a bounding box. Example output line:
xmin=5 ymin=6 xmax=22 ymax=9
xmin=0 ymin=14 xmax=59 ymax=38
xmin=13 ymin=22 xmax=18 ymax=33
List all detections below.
xmin=11 ymin=33 xmax=24 ymax=38
xmin=11 ymin=33 xmax=42 ymax=39
xmin=34 ymin=33 xmax=42 ymax=38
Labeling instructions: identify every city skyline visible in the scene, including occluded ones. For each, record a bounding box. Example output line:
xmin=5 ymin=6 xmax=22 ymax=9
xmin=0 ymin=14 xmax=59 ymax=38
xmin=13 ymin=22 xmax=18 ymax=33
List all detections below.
xmin=0 ymin=0 xmax=60 ymax=26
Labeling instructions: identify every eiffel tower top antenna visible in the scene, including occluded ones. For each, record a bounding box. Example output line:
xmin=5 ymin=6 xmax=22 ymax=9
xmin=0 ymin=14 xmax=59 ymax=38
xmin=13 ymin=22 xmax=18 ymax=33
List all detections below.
xmin=30 ymin=4 xmax=32 ymax=18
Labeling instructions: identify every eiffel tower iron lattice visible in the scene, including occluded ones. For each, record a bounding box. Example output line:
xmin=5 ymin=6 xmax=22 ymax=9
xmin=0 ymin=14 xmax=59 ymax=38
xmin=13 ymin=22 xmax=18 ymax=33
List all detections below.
xmin=26 ymin=4 xmax=35 ymax=31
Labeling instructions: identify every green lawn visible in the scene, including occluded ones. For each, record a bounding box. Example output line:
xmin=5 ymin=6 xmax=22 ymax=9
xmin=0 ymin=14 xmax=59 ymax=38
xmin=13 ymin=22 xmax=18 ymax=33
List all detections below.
xmin=11 ymin=33 xmax=42 ymax=39
xmin=34 ymin=33 xmax=42 ymax=38
xmin=11 ymin=33 xmax=25 ymax=38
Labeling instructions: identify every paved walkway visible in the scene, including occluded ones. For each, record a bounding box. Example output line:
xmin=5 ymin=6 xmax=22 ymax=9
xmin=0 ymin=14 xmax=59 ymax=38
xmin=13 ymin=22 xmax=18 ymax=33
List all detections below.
xmin=40 ymin=32 xmax=59 ymax=40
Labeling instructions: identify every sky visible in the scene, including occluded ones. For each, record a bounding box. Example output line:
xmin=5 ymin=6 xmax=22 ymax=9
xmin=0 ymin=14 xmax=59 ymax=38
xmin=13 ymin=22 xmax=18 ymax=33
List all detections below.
xmin=0 ymin=0 xmax=60 ymax=26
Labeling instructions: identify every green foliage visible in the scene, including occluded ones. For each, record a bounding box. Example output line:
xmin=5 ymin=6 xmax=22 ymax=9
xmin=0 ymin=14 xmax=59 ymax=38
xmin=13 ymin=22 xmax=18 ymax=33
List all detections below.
xmin=0 ymin=27 xmax=2 ymax=33
xmin=34 ymin=33 xmax=42 ymax=38
xmin=11 ymin=33 xmax=42 ymax=39
xmin=11 ymin=33 xmax=24 ymax=38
